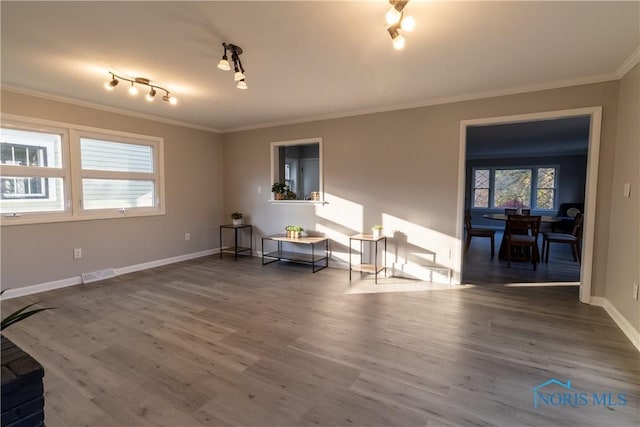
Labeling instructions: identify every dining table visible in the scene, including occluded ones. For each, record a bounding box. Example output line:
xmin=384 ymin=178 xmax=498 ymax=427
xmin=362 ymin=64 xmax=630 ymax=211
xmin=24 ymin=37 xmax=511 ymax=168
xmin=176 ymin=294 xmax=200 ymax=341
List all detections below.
xmin=483 ymin=213 xmax=561 ymax=260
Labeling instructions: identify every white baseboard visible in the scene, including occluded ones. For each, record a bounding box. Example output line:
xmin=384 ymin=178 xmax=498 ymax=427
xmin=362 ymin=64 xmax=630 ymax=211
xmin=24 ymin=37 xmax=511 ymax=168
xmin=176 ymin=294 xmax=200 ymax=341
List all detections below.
xmin=115 ymin=248 xmax=217 ymax=275
xmin=1 ymin=276 xmax=83 ymax=300
xmin=392 ymin=262 xmax=454 ymax=284
xmin=590 ymin=296 xmax=640 ymax=352
xmin=1 ymin=248 xmax=219 ymax=300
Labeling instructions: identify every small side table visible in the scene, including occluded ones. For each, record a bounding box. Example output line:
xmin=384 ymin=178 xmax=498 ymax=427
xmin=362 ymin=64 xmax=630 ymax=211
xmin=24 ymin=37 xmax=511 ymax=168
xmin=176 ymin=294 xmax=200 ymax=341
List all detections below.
xmin=349 ymin=234 xmax=387 ymax=284
xmin=220 ymin=224 xmax=253 ymax=260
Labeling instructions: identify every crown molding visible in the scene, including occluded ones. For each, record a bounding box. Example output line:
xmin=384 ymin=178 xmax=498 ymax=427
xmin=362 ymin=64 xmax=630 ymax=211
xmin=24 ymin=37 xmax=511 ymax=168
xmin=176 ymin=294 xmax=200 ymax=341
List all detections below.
xmin=1 ymin=85 xmax=222 ymax=134
xmin=221 ymin=72 xmax=618 ymax=133
xmin=1 ymin=68 xmax=624 ymax=135
xmin=616 ymin=45 xmax=640 ymax=79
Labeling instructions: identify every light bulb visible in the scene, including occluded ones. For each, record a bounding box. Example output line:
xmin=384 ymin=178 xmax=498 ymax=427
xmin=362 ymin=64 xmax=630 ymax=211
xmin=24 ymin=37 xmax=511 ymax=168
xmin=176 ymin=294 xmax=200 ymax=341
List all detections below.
xmin=104 ymin=77 xmax=118 ymax=90
xmin=146 ymin=88 xmax=156 ymax=102
xmin=386 ymin=7 xmax=402 ymax=25
xmin=217 ymin=58 xmax=230 ymax=71
xmin=237 ymin=79 xmax=247 ymax=90
xmin=129 ymin=83 xmax=138 ymax=95
xmin=393 ymin=34 xmax=405 ymax=50
xmin=169 ymin=96 xmax=177 ymax=105
xmin=401 ymin=15 xmax=415 ymax=32
xmin=234 ymin=71 xmax=245 ymax=81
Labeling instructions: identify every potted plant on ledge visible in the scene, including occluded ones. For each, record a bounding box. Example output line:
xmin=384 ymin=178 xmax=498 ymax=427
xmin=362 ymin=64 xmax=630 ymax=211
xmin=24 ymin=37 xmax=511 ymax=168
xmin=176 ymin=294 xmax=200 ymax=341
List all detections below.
xmin=372 ymin=225 xmax=383 ymax=239
xmin=271 ymin=183 xmax=289 ymax=200
xmin=231 ymin=212 xmax=243 ymax=225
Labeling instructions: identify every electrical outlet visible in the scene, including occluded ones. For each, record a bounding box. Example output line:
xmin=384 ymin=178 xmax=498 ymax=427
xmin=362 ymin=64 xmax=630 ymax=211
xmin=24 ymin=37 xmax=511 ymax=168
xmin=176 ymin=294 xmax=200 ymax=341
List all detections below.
xmin=185 ymin=233 xmax=191 ymax=241
xmin=633 ymin=283 xmax=639 ymax=301
xmin=257 ymin=186 xmax=262 ymax=194
xmin=73 ymin=248 xmax=82 ymax=259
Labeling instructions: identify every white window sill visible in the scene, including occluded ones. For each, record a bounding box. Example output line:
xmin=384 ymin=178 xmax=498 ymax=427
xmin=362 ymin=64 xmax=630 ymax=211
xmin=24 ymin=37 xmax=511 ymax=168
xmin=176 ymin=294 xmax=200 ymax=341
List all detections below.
xmin=268 ymin=200 xmax=327 ymax=205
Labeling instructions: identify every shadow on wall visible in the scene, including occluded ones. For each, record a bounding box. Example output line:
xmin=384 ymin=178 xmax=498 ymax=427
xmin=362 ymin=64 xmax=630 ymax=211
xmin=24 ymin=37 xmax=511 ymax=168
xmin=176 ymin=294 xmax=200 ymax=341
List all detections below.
xmin=308 ymin=193 xmax=458 ymax=283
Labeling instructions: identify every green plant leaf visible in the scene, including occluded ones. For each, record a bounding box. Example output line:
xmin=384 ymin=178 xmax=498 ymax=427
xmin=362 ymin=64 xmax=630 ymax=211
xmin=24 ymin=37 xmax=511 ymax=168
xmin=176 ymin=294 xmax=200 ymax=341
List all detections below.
xmin=0 ymin=289 xmax=55 ymax=332
xmin=1 ymin=307 xmax=55 ymax=331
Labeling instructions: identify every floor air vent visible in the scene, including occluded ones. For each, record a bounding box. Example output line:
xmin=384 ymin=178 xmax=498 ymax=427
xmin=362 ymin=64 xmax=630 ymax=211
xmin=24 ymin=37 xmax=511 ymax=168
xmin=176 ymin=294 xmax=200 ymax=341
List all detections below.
xmin=81 ymin=268 xmax=116 ymax=284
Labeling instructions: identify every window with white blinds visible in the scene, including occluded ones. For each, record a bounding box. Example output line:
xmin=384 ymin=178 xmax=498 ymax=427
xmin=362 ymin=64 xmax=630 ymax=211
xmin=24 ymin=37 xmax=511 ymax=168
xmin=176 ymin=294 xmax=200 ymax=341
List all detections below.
xmin=78 ymin=136 xmax=158 ymax=211
xmin=1 ymin=115 xmax=164 ymax=225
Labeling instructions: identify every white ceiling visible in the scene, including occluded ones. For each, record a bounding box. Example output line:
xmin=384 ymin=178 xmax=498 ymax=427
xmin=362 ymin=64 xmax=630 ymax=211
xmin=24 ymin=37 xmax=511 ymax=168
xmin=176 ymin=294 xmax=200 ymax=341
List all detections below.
xmin=1 ymin=1 xmax=638 ymax=133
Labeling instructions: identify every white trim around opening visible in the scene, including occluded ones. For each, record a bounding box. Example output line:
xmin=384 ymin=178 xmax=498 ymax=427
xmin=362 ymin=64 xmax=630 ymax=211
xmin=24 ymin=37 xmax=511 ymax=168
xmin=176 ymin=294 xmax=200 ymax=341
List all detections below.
xmin=456 ymin=106 xmax=603 ymax=304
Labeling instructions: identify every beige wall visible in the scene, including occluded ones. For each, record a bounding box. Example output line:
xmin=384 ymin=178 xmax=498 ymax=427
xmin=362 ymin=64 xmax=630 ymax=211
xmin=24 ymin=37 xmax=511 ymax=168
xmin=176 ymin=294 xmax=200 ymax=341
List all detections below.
xmin=2 ymin=78 xmax=634 ymax=331
xmin=606 ymin=64 xmax=640 ymax=330
xmin=222 ymin=81 xmax=621 ymax=296
xmin=1 ymin=90 xmax=223 ymax=289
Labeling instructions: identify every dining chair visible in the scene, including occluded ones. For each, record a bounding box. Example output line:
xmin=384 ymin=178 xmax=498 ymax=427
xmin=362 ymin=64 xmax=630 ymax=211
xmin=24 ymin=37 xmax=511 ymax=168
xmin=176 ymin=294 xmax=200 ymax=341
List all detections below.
xmin=505 ymin=215 xmax=542 ymax=270
xmin=464 ymin=209 xmax=496 ymax=258
xmin=542 ymin=213 xmax=583 ymax=264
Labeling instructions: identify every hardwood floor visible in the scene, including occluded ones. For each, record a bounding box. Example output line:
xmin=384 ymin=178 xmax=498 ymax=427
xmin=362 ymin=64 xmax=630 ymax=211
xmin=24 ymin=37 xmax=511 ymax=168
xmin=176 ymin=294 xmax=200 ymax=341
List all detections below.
xmin=463 ymin=230 xmax=581 ymax=285
xmin=2 ymin=256 xmax=637 ymax=427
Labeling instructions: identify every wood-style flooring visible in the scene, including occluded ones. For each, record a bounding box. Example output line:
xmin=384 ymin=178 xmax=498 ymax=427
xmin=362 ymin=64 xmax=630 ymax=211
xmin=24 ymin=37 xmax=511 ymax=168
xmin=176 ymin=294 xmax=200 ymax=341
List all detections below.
xmin=2 ymin=255 xmax=637 ymax=427
xmin=463 ymin=231 xmax=581 ymax=285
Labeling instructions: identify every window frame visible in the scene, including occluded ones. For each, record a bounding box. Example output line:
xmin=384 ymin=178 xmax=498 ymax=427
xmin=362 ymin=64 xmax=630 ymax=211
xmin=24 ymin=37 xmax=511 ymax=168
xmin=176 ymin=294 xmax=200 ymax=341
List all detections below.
xmin=269 ymin=137 xmax=324 ymax=203
xmin=535 ymin=167 xmax=557 ymax=211
xmin=471 ymin=168 xmax=491 ymax=208
xmin=1 ymin=143 xmax=50 ymax=199
xmin=1 ymin=114 xmax=165 ymax=225
xmin=71 ymin=129 xmax=163 ymax=217
xmin=471 ymin=165 xmax=558 ymax=212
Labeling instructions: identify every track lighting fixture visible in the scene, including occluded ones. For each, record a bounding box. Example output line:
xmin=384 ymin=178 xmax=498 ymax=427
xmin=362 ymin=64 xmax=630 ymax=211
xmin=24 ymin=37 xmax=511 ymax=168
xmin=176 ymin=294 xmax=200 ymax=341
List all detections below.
xmin=386 ymin=0 xmax=407 ymax=25
xmin=104 ymin=73 xmax=177 ymax=105
xmin=218 ymin=43 xmax=247 ymax=90
xmin=385 ymin=0 xmax=414 ymax=49
xmin=146 ymin=87 xmax=156 ymax=102
xmin=217 ymin=45 xmax=231 ymax=71
xmin=128 ymin=82 xmax=138 ymax=96
xmin=162 ymin=94 xmax=178 ymax=105
xmin=104 ymin=77 xmax=119 ymax=90
xmin=387 ymin=25 xmax=405 ymax=50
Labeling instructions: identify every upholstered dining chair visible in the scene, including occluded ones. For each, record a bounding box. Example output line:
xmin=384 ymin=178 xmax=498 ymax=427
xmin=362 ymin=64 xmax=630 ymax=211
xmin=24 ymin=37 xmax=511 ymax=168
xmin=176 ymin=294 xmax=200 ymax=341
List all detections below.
xmin=542 ymin=213 xmax=583 ymax=264
xmin=464 ymin=209 xmax=496 ymax=258
xmin=505 ymin=215 xmax=541 ymax=270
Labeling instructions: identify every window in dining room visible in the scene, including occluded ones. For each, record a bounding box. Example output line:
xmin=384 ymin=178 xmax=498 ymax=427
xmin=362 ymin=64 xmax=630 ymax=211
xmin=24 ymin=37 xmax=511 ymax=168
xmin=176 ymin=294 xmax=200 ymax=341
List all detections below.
xmin=472 ymin=169 xmax=490 ymax=208
xmin=494 ymin=169 xmax=532 ymax=208
xmin=471 ymin=166 xmax=557 ymax=211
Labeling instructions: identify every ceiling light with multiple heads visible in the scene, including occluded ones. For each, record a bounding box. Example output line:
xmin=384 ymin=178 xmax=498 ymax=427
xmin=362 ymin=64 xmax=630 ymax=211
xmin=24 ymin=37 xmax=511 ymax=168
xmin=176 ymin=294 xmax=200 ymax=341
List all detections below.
xmin=217 ymin=43 xmax=247 ymax=90
xmin=386 ymin=0 xmax=415 ymax=50
xmin=104 ymin=72 xmax=177 ymax=105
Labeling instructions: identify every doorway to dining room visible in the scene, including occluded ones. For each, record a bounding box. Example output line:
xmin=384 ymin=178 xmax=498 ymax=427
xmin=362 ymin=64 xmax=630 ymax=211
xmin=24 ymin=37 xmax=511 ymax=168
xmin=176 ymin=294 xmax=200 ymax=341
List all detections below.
xmin=457 ymin=107 xmax=602 ymax=303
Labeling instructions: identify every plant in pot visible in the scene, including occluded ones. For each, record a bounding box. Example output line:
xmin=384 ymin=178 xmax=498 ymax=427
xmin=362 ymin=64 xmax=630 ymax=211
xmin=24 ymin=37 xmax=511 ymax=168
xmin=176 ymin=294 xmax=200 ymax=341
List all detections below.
xmin=372 ymin=225 xmax=383 ymax=239
xmin=284 ymin=190 xmax=298 ymax=200
xmin=1 ymin=290 xmax=55 ymax=426
xmin=231 ymin=212 xmax=243 ymax=225
xmin=285 ymin=225 xmax=304 ymax=239
xmin=271 ymin=183 xmax=289 ymax=200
